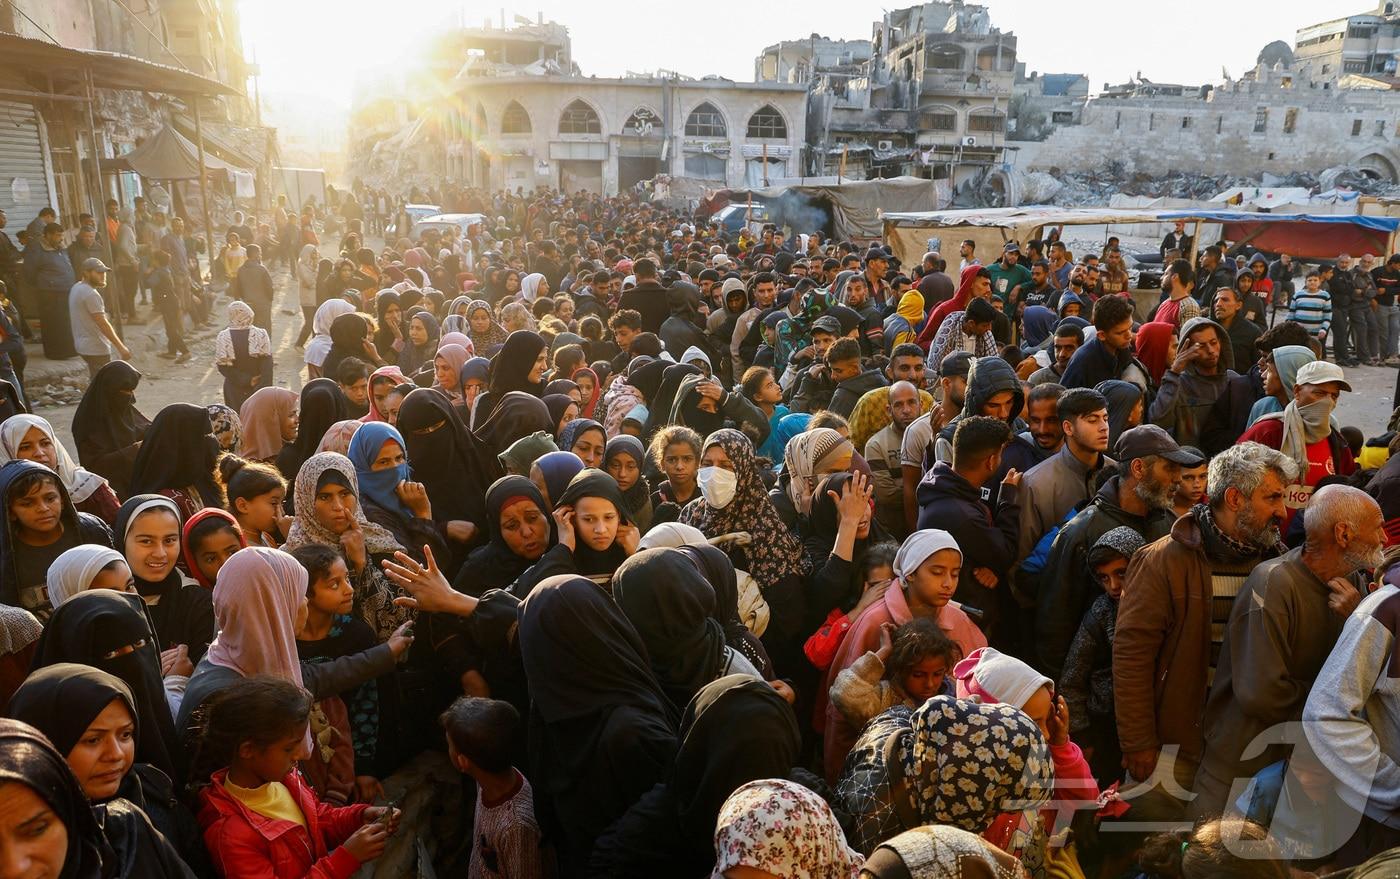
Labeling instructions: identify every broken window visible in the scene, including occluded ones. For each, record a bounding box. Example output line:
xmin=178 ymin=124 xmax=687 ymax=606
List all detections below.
xmin=926 ymin=44 xmax=965 ymax=70
xmin=746 ymin=105 xmax=787 ymax=139
xmin=1051 ymin=111 xmax=1073 ymax=124
xmin=685 ymin=102 xmax=727 ymax=138
xmin=501 ymin=101 xmax=531 ymax=135
xmin=1378 ymin=119 xmax=1387 ymax=137
xmin=924 ymin=112 xmax=958 ymax=130
xmin=1353 ymin=119 xmax=1364 ymax=136
xmin=558 ymin=100 xmax=601 ymax=135
xmin=1283 ymin=109 xmax=1297 ymax=133
xmin=1253 ymin=108 xmax=1268 ymax=133
xmin=1181 ymin=116 xmax=1192 ymax=129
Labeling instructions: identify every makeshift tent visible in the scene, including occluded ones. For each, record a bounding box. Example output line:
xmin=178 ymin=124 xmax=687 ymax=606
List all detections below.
xmin=703 ymin=177 xmax=945 ymax=240
xmin=1158 ymin=210 xmax=1400 ymax=262
xmin=102 ymin=126 xmax=248 ymax=180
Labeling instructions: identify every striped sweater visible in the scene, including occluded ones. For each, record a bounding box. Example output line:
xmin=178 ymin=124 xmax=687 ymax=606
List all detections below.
xmin=1286 ymin=288 xmax=1332 ymax=335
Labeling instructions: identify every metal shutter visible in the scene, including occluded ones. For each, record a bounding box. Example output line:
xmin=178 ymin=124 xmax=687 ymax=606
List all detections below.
xmin=0 ymin=100 xmax=52 ymax=220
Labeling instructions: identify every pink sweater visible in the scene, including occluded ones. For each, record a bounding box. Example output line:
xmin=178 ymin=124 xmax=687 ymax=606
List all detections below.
xmin=818 ymin=583 xmax=986 ymax=783
xmin=983 ymin=741 xmax=1099 ymax=856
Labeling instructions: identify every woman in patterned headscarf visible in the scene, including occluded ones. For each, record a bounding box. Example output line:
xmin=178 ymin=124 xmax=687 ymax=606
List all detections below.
xmin=836 ymin=696 xmax=1053 ymax=856
xmin=780 ymin=426 xmax=855 ymax=525
xmin=282 ymin=452 xmax=410 ymax=641
xmin=214 ymin=300 xmax=272 ymax=410
xmin=465 ymin=299 xmax=509 ymax=358
xmin=712 ymin=778 xmax=865 ymax=879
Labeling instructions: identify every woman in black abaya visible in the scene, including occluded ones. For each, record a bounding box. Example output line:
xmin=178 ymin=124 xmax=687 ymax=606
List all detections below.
xmin=70 ymin=360 xmax=151 ymax=497
xmin=128 ymin=403 xmax=224 ymax=519
xmin=474 ymin=330 xmax=547 ymax=424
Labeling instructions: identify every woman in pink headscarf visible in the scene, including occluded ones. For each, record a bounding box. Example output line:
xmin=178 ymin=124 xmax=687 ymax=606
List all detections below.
xmin=432 ymin=343 xmax=471 ymax=403
xmin=362 ymin=365 xmax=408 ymax=423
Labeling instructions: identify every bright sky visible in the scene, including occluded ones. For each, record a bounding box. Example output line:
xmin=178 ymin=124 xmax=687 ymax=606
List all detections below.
xmin=240 ymin=0 xmax=1366 ymax=107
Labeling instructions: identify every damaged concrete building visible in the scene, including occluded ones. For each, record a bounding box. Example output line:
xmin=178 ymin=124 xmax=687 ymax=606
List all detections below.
xmin=791 ymin=1 xmax=1017 ymax=186
xmin=361 ymin=16 xmax=808 ymax=196
xmin=0 ymin=0 xmax=276 ymax=234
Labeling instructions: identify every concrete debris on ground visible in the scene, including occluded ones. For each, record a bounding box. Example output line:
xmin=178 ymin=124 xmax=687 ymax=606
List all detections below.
xmin=1029 ymin=160 xmax=1400 ymax=208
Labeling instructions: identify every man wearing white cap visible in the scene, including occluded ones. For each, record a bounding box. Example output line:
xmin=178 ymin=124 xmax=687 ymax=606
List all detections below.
xmin=1236 ymin=360 xmax=1359 ymax=526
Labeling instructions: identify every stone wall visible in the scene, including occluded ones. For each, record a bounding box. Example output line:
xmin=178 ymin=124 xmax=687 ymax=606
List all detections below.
xmin=1022 ymin=86 xmax=1400 ymax=180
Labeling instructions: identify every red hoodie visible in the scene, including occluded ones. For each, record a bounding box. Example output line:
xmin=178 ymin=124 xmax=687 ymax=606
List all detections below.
xmin=917 ymin=265 xmax=986 ymax=352
xmin=198 ymin=768 xmax=370 ymax=879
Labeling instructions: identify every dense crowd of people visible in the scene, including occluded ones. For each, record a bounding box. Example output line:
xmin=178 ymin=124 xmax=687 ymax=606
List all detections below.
xmin=3 ymin=183 xmax=1400 ymax=879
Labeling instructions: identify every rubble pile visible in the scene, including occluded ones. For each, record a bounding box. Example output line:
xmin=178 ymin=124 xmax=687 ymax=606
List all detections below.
xmin=1036 ymin=162 xmax=1400 ymax=207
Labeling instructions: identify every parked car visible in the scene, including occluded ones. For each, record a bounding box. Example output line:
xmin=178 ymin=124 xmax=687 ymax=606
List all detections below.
xmin=386 ymin=204 xmax=441 ymax=237
xmin=713 ymin=202 xmax=771 ymax=235
xmin=413 ymin=213 xmax=488 ymax=240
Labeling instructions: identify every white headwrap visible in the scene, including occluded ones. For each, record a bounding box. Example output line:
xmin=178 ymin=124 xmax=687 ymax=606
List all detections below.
xmin=0 ymin=415 xmax=108 ymax=504
xmin=893 ymin=529 xmax=962 ymax=581
xmin=46 ymin=545 xmax=126 ymax=609
xmin=215 ymin=300 xmax=272 ymax=364
xmin=520 ymin=272 xmax=546 ymax=303
xmin=305 ymin=299 xmax=355 ymax=368
xmin=637 ymin=521 xmax=707 ymax=551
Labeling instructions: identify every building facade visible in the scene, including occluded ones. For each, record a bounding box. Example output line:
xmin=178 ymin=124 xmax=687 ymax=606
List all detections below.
xmin=1294 ymin=4 xmax=1400 ymax=82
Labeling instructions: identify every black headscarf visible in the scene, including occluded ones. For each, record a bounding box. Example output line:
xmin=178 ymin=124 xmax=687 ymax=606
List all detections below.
xmin=398 ymin=312 xmax=440 ymax=376
xmin=453 ymin=475 xmax=555 ymax=596
xmin=555 ymin=468 xmax=631 ymax=580
xmin=30 ymin=590 xmax=182 ymax=783
xmin=396 ymin=387 xmax=497 ymax=527
xmin=489 ymin=330 xmax=547 ymax=399
xmin=373 ymin=290 xmax=400 ymax=354
xmin=612 ymin=548 xmax=728 ymax=711
xmin=644 ymin=363 xmax=701 ymax=440
xmin=474 ymin=391 xmax=554 ymax=458
xmin=544 ymin=378 xmax=579 ymax=399
xmin=276 ymin=378 xmax=348 ymax=486
xmin=589 ymin=675 xmax=801 ymax=876
xmin=70 ymin=361 xmax=150 ymax=491
xmin=9 ymin=663 xmax=136 ymax=765
xmin=603 ymin=435 xmax=652 ymax=529
xmin=668 ymin=372 xmax=728 ymax=438
xmin=627 ymin=358 xmax=668 ymax=402
xmin=542 ymin=394 xmax=576 ymax=435
xmin=518 ymin=573 xmax=677 ymax=768
xmin=1096 ymin=379 xmax=1144 ymax=451
xmin=322 ymin=312 xmax=369 ymax=379
xmin=129 ymin=403 xmax=223 ymax=507
xmin=0 ymin=378 xmax=26 ymax=421
xmin=804 ymin=471 xmax=891 ymax=609
xmin=675 ymin=544 xmax=773 ymax=678
xmin=0 ymin=460 xmax=94 ymax=613
xmin=558 ymin=418 xmax=605 ymax=457
xmin=0 ymin=718 xmax=110 ymax=879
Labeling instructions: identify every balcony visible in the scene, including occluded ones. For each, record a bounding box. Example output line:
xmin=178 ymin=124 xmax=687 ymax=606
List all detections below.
xmin=918 ymin=71 xmax=1011 ymax=95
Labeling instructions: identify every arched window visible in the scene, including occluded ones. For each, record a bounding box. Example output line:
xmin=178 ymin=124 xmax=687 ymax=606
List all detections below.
xmin=926 ymin=44 xmax=965 ymax=70
xmin=746 ymin=105 xmax=787 ymax=139
xmin=623 ymin=107 xmax=660 ymax=136
xmin=558 ymin=100 xmax=601 ymax=135
xmin=685 ymin=102 xmax=727 ymax=137
xmin=501 ymin=101 xmax=531 ymax=135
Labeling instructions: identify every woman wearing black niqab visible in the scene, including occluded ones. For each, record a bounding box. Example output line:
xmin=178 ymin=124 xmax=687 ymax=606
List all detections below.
xmin=128 ymin=403 xmax=224 ymax=516
xmin=275 ymin=378 xmax=348 ymax=491
xmin=70 ymin=360 xmax=151 ymax=497
xmin=475 ymin=330 xmax=547 ymax=424
xmin=395 ymin=388 xmax=498 ymax=568
xmin=473 ymin=391 xmax=554 ymax=458
xmin=31 ymin=590 xmax=184 ymax=784
xmin=517 ymin=575 xmax=678 ymax=872
xmin=589 ymin=674 xmax=801 ymax=877
xmin=320 ymin=312 xmax=371 ymax=380
xmin=642 ymin=363 xmax=701 ymax=440
xmin=7 ymin=663 xmax=208 ymax=874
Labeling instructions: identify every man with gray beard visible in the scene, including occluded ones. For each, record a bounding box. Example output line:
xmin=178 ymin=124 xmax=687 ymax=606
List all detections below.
xmin=1034 ymin=425 xmax=1202 ymax=678
xmin=1114 ymin=441 xmax=1294 ymax=821
xmin=1191 ymin=483 xmax=1379 ymax=816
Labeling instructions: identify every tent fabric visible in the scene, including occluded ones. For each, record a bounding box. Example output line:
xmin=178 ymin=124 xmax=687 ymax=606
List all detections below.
xmin=100 ymin=126 xmax=248 ymax=181
xmin=1157 ymin=209 xmax=1400 ymax=233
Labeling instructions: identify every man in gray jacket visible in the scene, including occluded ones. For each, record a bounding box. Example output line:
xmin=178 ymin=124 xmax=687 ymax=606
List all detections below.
xmin=1148 ymin=316 xmax=1236 ymax=450
xmin=1192 ymin=484 xmax=1377 ymax=817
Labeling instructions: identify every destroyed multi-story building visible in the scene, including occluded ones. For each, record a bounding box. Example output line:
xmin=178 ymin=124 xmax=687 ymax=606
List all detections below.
xmin=362 ymin=15 xmax=808 ymax=195
xmin=753 ymin=36 xmax=872 ymax=85
xmin=793 ymin=1 xmax=1017 ymax=185
xmin=0 ymin=0 xmax=275 ymax=234
xmin=1294 ymin=3 xmax=1400 ymax=83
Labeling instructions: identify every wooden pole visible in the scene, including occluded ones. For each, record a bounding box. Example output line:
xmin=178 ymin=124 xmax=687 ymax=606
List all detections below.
xmin=83 ymin=69 xmax=121 ymax=336
xmin=192 ymin=96 xmax=216 ymax=288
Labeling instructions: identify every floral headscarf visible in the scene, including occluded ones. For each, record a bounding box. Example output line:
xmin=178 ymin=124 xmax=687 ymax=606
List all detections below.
xmin=712 ymin=779 xmax=864 ymax=879
xmin=283 ymin=452 xmax=402 ymax=555
xmin=315 ymin=419 xmax=362 ymax=456
xmin=205 ymin=403 xmax=242 ymax=453
xmin=782 ymin=427 xmax=853 ymax=518
xmin=681 ymin=429 xmax=810 ymax=590
xmin=215 ymin=300 xmax=272 ymax=362
xmin=466 ymin=299 xmax=508 ymax=355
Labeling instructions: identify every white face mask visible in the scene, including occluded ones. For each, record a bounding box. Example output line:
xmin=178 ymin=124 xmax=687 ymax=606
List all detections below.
xmin=697 ymin=466 xmax=737 ymax=509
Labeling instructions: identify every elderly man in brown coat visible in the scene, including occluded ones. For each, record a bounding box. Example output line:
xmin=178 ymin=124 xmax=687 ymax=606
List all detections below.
xmin=1113 ymin=441 xmax=1294 ymax=819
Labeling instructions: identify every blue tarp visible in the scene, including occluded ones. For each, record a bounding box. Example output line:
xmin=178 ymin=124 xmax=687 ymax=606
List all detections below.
xmin=1158 ymin=210 xmax=1400 ymax=233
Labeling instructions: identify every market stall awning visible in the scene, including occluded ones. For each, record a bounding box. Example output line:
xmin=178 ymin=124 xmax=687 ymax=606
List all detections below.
xmin=101 ymin=125 xmax=249 ymax=180
xmin=0 ymin=31 xmax=242 ymax=98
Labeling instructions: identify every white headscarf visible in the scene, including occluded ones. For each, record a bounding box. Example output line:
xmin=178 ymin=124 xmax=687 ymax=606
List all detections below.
xmin=520 ymin=272 xmax=546 ymax=303
xmin=0 ymin=415 xmax=108 ymax=503
xmin=893 ymin=529 xmax=962 ymax=581
xmin=637 ymin=521 xmax=707 ymax=551
xmin=46 ymin=545 xmax=126 ymax=609
xmin=215 ymin=300 xmax=272 ymax=364
xmin=305 ymin=299 xmax=355 ymax=367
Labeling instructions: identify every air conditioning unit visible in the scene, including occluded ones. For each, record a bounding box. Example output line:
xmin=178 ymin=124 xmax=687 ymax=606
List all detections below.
xmin=962 ymin=136 xmax=978 ymax=146
xmin=876 ymin=139 xmax=893 ymax=151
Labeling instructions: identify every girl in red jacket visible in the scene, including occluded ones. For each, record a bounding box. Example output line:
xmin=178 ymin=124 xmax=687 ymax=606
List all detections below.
xmin=195 ymin=676 xmax=400 ymax=879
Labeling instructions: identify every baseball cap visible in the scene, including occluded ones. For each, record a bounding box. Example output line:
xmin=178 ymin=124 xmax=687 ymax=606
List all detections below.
xmin=940 ymin=350 xmax=974 ymax=378
xmin=1115 ymin=424 xmax=1205 ymax=465
xmin=80 ymin=257 xmax=111 ymax=273
xmin=1294 ymin=360 xmax=1352 ymax=392
xmin=1003 ymin=241 xmax=1021 ymax=253
xmin=811 ymin=315 xmax=841 ymax=335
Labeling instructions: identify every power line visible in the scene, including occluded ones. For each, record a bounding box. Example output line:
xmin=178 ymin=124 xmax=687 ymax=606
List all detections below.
xmin=10 ymin=4 xmax=64 ymax=46
xmin=105 ymin=0 xmax=195 ymax=74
